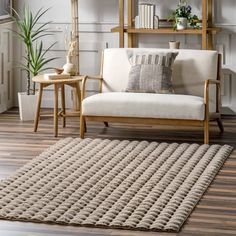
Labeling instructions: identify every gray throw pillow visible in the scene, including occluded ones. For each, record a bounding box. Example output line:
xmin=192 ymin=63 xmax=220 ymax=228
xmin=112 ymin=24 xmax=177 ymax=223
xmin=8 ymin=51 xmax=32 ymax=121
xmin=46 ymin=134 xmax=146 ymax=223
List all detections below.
xmin=126 ymin=52 xmax=178 ymax=94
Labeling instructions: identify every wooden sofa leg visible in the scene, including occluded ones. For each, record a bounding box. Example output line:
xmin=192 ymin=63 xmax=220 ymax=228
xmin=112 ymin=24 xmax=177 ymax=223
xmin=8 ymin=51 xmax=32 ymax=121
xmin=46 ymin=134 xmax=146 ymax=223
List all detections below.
xmin=84 ymin=121 xmax=87 ymax=133
xmin=104 ymin=122 xmax=109 ymax=127
xmin=216 ymin=118 xmax=224 ymax=133
xmin=204 ymin=119 xmax=209 ymax=144
xmin=80 ymin=115 xmax=85 ymax=139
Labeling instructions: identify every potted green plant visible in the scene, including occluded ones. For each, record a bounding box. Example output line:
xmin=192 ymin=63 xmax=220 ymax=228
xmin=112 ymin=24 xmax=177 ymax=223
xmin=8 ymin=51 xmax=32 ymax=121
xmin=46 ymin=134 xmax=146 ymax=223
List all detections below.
xmin=11 ymin=6 xmax=57 ymax=121
xmin=168 ymin=0 xmax=199 ymax=30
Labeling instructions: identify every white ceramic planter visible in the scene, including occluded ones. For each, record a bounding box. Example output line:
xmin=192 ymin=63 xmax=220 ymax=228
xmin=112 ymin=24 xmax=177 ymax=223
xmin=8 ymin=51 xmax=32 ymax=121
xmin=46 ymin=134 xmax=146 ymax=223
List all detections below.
xmin=18 ymin=92 xmax=38 ymax=121
xmin=169 ymin=41 xmax=180 ymax=49
xmin=177 ymin=17 xmax=188 ymax=30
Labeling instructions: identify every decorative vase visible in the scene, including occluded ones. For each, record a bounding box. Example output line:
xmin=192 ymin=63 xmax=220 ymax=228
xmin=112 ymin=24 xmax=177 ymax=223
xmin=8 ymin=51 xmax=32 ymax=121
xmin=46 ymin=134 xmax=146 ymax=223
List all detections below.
xmin=177 ymin=17 xmax=187 ymax=30
xmin=169 ymin=41 xmax=180 ymax=49
xmin=63 ymin=56 xmax=76 ymax=76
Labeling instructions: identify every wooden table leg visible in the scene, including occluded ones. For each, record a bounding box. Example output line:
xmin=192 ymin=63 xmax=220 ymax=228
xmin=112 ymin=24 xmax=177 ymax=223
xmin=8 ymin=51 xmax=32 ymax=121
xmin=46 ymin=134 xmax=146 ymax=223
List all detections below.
xmin=75 ymin=81 xmax=86 ymax=132
xmin=34 ymin=83 xmax=43 ymax=132
xmin=72 ymin=88 xmax=80 ymax=111
xmin=61 ymin=84 xmax=66 ymax=128
xmin=54 ymin=83 xmax=59 ymax=137
xmin=73 ymin=81 xmax=81 ymax=111
xmin=75 ymin=81 xmax=81 ymax=110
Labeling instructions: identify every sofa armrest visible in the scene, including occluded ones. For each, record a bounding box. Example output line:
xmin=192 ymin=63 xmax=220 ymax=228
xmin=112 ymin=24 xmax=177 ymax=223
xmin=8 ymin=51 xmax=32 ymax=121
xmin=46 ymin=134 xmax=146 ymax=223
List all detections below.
xmin=204 ymin=79 xmax=221 ymax=119
xmin=81 ymin=75 xmax=103 ymax=101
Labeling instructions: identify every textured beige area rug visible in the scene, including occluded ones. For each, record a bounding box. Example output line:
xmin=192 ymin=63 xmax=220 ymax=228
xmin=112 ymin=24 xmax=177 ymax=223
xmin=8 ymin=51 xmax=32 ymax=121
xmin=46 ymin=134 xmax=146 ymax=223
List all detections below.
xmin=0 ymin=138 xmax=233 ymax=232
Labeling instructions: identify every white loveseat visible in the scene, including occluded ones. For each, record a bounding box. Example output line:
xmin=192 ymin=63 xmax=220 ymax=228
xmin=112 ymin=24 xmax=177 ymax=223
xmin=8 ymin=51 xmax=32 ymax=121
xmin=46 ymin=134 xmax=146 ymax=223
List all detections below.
xmin=80 ymin=48 xmax=223 ymax=144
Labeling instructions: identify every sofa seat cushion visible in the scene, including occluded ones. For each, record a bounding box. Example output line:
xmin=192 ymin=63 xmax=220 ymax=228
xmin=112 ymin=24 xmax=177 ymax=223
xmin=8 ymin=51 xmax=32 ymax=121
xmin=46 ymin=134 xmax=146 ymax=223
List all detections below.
xmin=82 ymin=92 xmax=205 ymax=121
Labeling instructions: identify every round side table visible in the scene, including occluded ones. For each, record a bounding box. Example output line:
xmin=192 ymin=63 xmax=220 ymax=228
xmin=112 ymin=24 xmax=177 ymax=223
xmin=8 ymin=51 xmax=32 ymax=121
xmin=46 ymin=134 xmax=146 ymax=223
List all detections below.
xmin=32 ymin=75 xmax=84 ymax=137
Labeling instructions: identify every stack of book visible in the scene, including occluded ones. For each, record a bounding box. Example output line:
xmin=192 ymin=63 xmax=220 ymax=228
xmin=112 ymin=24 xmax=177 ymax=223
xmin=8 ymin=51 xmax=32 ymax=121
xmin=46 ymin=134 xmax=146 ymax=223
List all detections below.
xmin=138 ymin=4 xmax=155 ymax=29
xmin=44 ymin=73 xmax=70 ymax=80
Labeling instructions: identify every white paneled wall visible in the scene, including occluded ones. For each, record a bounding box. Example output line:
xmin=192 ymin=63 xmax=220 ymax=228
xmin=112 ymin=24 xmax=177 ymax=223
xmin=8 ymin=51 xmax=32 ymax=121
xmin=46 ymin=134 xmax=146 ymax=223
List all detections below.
xmin=13 ymin=0 xmax=236 ymax=112
xmin=0 ymin=22 xmax=13 ymax=113
xmin=214 ymin=1 xmax=236 ymax=113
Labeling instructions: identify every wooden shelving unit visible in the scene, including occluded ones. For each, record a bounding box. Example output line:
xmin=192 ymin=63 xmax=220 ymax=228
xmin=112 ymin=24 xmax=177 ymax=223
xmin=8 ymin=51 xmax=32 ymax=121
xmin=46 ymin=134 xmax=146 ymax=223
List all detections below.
xmin=112 ymin=0 xmax=220 ymax=50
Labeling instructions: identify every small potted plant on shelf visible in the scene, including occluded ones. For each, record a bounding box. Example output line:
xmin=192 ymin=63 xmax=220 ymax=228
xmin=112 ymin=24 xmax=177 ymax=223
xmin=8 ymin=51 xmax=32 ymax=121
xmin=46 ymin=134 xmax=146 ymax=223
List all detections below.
xmin=11 ymin=6 xmax=57 ymax=121
xmin=168 ymin=0 xmax=199 ymax=30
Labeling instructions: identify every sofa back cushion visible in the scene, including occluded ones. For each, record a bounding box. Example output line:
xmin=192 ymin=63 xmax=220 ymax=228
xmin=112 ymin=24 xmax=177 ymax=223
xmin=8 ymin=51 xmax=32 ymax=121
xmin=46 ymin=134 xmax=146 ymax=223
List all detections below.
xmin=102 ymin=48 xmax=218 ymax=111
xmin=126 ymin=52 xmax=178 ymax=94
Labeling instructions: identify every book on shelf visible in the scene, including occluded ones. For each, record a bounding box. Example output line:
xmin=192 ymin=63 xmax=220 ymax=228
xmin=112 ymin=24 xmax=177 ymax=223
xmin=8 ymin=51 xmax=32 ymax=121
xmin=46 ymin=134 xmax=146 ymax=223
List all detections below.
xmin=150 ymin=5 xmax=154 ymax=29
xmin=135 ymin=15 xmax=140 ymax=29
xmin=139 ymin=4 xmax=144 ymax=28
xmin=147 ymin=4 xmax=151 ymax=29
xmin=137 ymin=3 xmax=155 ymax=29
xmin=144 ymin=4 xmax=148 ymax=28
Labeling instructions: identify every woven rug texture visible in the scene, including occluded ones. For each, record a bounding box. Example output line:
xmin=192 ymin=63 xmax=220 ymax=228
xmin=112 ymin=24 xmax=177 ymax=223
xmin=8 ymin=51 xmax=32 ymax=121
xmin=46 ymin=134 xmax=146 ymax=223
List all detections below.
xmin=0 ymin=138 xmax=233 ymax=232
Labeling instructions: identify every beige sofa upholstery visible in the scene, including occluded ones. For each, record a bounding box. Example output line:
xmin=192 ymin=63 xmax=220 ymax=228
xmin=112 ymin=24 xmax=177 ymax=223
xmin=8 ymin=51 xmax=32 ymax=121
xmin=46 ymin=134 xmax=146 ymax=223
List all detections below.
xmin=83 ymin=93 xmax=205 ymax=120
xmin=80 ymin=48 xmax=223 ymax=144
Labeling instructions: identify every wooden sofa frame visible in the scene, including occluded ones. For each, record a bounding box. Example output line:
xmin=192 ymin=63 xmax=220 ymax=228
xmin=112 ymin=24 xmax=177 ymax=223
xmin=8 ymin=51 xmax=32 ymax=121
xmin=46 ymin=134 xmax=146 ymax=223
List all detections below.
xmin=80 ymin=54 xmax=224 ymax=144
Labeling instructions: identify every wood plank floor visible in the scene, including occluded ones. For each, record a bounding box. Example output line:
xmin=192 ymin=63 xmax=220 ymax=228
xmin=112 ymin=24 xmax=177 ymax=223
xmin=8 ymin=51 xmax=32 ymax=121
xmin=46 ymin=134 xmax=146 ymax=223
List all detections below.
xmin=0 ymin=108 xmax=235 ymax=236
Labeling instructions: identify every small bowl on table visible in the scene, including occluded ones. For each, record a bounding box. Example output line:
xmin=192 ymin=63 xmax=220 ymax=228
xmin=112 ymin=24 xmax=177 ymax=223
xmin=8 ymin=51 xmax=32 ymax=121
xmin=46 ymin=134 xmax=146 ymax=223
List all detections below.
xmin=54 ymin=68 xmax=64 ymax=74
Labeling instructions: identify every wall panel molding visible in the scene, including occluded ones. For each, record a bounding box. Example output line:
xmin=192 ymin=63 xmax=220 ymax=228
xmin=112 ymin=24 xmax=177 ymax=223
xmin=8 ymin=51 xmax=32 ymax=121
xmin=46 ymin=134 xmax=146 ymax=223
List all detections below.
xmin=0 ymin=22 xmax=13 ymax=113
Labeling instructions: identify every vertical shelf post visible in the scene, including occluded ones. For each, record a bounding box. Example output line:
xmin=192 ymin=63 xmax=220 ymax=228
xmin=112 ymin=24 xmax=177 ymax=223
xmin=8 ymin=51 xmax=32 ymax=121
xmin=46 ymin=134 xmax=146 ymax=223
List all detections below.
xmin=71 ymin=0 xmax=80 ymax=111
xmin=202 ymin=0 xmax=207 ymax=49
xmin=71 ymin=0 xmax=79 ymax=74
xmin=119 ymin=0 xmax=124 ymax=48
xmin=207 ymin=0 xmax=213 ymax=50
xmin=208 ymin=0 xmax=213 ymax=26
xmin=128 ymin=0 xmax=133 ymax=47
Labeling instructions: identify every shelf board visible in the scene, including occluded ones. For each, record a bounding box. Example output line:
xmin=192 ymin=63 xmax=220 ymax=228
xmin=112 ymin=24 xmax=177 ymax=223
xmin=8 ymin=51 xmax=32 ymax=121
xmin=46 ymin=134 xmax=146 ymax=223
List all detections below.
xmin=127 ymin=27 xmax=203 ymax=34
xmin=111 ymin=26 xmax=122 ymax=32
xmin=111 ymin=26 xmax=221 ymax=34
